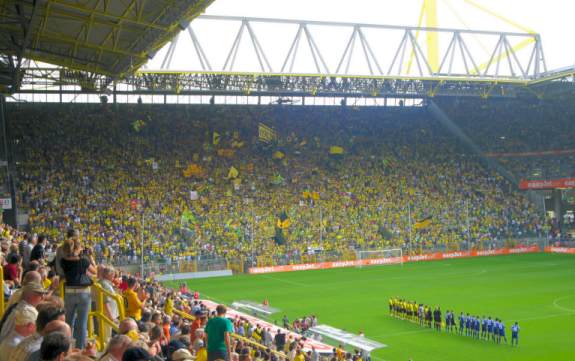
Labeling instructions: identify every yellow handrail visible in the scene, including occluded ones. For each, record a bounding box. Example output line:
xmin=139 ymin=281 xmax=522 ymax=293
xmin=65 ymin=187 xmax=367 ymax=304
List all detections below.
xmin=232 ymin=333 xmax=287 ymax=360
xmin=87 ymin=311 xmax=120 ymax=351
xmin=87 ymin=282 xmax=125 ymax=352
xmin=3 ymin=276 xmax=284 ymax=357
xmin=173 ymin=309 xmax=287 ymax=359
xmin=93 ymin=282 xmax=126 ymax=321
xmin=59 ymin=280 xmax=126 ymax=352
xmin=0 ymin=266 xmax=4 ymax=315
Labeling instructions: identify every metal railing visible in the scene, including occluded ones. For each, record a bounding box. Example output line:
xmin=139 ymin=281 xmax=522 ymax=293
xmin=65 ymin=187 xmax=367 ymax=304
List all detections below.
xmin=114 ymin=238 xmax=549 ymax=276
xmin=0 ymin=266 xmax=4 ymax=315
xmin=173 ymin=308 xmax=288 ymax=360
xmin=58 ymin=280 xmax=126 ymax=352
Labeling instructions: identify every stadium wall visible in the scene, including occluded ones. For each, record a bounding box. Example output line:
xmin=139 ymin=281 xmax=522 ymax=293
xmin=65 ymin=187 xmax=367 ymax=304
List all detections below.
xmin=248 ymin=246 xmax=541 ymax=274
xmin=544 ymin=246 xmax=575 ymax=254
xmin=154 ymin=270 xmax=232 ymax=281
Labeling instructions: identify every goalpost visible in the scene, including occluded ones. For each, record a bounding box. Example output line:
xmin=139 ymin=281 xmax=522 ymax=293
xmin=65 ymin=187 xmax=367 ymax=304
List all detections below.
xmin=356 ymin=248 xmax=403 ymax=268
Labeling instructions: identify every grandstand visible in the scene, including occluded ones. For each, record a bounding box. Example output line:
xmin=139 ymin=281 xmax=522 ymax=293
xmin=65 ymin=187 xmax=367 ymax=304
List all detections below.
xmin=0 ymin=1 xmax=574 ymax=361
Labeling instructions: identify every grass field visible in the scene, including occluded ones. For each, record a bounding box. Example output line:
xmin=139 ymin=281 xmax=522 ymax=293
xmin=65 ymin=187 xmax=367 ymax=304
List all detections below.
xmin=168 ymin=253 xmax=575 ymax=361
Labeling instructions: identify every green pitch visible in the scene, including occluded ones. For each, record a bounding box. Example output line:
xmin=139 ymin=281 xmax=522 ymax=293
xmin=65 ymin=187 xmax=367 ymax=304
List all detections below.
xmin=168 ymin=253 xmax=575 ymax=361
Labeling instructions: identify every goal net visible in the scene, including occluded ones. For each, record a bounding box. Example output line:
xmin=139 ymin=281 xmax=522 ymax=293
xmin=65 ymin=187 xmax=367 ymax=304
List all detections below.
xmin=356 ymin=248 xmax=403 ymax=268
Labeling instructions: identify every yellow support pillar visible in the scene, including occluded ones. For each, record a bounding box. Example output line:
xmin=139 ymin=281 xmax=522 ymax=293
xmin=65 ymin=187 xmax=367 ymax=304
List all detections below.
xmin=424 ymin=0 xmax=439 ymax=73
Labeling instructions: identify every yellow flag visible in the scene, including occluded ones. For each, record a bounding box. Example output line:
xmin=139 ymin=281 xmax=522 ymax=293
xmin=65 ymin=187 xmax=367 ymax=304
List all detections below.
xmin=272 ymin=151 xmax=285 ymax=160
xmin=329 ymin=146 xmax=344 ymax=155
xmin=213 ymin=131 xmax=221 ymax=145
xmin=227 ymin=166 xmax=239 ymax=179
xmin=414 ymin=217 xmax=432 ymax=230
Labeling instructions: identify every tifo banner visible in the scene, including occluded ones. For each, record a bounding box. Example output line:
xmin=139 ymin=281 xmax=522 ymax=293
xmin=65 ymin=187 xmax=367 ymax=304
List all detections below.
xmin=544 ymin=246 xmax=575 ymax=254
xmin=485 ymin=149 xmax=575 ymax=158
xmin=248 ymin=246 xmax=539 ymax=274
xmin=519 ymin=178 xmax=575 ymax=190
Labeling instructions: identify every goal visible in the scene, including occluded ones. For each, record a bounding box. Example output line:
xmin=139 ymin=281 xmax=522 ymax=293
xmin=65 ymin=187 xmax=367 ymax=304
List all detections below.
xmin=356 ymin=248 xmax=403 ymax=268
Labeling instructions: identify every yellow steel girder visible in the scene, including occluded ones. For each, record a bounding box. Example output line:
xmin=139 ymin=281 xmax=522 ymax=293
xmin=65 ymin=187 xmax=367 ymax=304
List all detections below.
xmin=463 ymin=0 xmax=535 ymax=34
xmin=424 ymin=0 xmax=439 ymax=73
xmin=406 ymin=0 xmax=439 ymax=74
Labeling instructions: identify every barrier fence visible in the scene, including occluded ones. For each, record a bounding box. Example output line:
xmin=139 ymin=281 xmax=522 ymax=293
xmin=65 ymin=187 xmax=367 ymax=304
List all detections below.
xmin=120 ymin=238 xmax=549 ymax=276
xmin=248 ymin=245 xmax=541 ymax=274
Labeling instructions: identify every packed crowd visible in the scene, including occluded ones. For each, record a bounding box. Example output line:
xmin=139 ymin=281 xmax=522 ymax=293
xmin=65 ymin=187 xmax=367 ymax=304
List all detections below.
xmin=0 ymin=221 xmax=331 ymax=361
xmin=388 ymin=298 xmax=520 ymax=346
xmin=496 ymin=155 xmax=575 ymax=180
xmin=7 ymin=103 xmax=546 ymax=267
xmin=439 ymin=98 xmax=575 ymax=181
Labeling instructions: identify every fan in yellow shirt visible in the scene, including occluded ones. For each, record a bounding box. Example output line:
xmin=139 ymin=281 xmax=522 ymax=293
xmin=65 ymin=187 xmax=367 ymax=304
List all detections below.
xmin=164 ymin=293 xmax=174 ymax=316
xmin=294 ymin=348 xmax=306 ymax=361
xmin=123 ymin=277 xmax=147 ymax=321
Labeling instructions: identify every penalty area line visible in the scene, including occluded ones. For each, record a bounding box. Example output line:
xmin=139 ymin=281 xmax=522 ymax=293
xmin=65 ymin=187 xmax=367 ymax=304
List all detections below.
xmin=259 ymin=275 xmax=308 ymax=287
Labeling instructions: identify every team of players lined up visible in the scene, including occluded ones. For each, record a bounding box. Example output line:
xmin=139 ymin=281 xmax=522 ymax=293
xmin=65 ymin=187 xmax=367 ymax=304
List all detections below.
xmin=388 ymin=298 xmax=520 ymax=346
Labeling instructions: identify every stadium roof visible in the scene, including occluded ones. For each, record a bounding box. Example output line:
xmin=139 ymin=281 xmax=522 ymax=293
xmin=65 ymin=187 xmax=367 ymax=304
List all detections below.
xmin=0 ymin=0 xmax=215 ymax=91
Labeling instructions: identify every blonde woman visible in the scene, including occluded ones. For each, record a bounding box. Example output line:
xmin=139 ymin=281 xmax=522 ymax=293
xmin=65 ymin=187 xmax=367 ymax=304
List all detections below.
xmin=60 ymin=237 xmax=96 ymax=349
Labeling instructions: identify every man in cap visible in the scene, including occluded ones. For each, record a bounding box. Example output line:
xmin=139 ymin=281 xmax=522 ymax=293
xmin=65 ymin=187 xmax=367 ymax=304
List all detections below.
xmin=172 ymin=349 xmax=195 ymax=361
xmin=0 ymin=307 xmax=38 ymax=361
xmin=0 ymin=281 xmax=47 ymax=343
xmin=11 ymin=319 xmax=70 ymax=361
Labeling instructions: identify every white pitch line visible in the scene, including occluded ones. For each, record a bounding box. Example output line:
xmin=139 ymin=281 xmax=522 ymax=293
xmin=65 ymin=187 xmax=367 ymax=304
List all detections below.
xmin=372 ymin=328 xmax=433 ymax=338
xmin=515 ymin=311 xmax=575 ymax=322
xmin=552 ymin=295 xmax=575 ymax=313
xmin=260 ymin=275 xmax=308 ymax=287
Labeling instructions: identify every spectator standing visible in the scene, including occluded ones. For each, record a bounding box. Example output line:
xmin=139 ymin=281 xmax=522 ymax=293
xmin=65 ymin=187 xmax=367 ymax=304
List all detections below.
xmin=30 ymin=235 xmax=48 ymax=264
xmin=3 ymin=253 xmax=22 ymax=288
xmin=124 ymin=278 xmax=147 ymax=321
xmin=18 ymin=234 xmax=34 ymax=271
xmin=60 ymin=238 xmax=96 ymax=349
xmin=99 ymin=266 xmax=119 ymax=339
xmin=54 ymin=229 xmax=77 ymax=278
xmin=274 ymin=329 xmax=285 ymax=353
xmin=205 ymin=305 xmax=233 ymax=361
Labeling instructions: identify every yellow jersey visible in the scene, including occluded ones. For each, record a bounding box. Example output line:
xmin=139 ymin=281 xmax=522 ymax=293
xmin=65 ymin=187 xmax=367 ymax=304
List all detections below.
xmin=124 ymin=288 xmax=143 ymax=320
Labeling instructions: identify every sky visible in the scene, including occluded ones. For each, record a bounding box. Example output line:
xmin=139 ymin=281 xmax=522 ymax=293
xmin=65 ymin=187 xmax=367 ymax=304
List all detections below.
xmin=146 ymin=0 xmax=575 ymax=76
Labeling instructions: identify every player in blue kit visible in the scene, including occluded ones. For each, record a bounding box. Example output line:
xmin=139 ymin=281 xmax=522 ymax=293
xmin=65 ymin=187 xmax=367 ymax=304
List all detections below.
xmin=511 ymin=322 xmax=520 ymax=346
xmin=481 ymin=316 xmax=487 ymax=339
xmin=487 ymin=317 xmax=493 ymax=339
xmin=465 ymin=313 xmax=471 ymax=336
xmin=475 ymin=316 xmax=481 ymax=339
xmin=459 ymin=312 xmax=465 ymax=335
xmin=499 ymin=320 xmax=507 ymax=344
xmin=493 ymin=319 xmax=500 ymax=342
